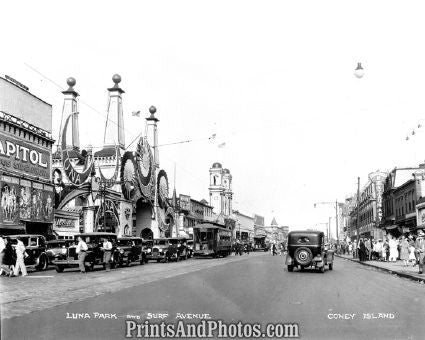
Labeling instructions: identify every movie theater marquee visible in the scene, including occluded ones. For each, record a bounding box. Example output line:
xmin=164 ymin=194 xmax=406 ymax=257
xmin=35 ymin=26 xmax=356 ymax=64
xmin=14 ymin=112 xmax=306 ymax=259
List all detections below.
xmin=0 ymin=131 xmax=51 ymax=181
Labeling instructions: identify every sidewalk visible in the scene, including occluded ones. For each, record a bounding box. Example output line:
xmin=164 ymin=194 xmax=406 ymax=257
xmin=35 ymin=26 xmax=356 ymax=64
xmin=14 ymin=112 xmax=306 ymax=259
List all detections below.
xmin=336 ymin=254 xmax=425 ymax=283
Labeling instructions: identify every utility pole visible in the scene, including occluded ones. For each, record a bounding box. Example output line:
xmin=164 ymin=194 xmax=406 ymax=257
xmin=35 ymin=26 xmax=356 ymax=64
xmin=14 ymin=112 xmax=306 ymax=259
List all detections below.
xmin=328 ymin=216 xmax=332 ymax=242
xmin=335 ymin=199 xmax=339 ymax=248
xmin=356 ymin=177 xmax=361 ymax=244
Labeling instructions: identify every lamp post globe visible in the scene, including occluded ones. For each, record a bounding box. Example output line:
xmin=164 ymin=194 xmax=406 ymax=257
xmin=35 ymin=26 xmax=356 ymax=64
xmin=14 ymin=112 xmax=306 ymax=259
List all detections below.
xmin=354 ymin=62 xmax=364 ymax=78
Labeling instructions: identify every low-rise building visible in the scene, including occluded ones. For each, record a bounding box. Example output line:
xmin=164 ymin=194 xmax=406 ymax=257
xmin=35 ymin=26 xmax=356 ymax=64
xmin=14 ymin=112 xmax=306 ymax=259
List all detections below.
xmin=233 ymin=210 xmax=254 ymax=242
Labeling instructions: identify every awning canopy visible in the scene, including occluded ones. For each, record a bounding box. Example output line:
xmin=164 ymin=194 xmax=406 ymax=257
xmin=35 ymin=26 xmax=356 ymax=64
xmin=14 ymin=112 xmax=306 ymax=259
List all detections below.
xmin=177 ymin=231 xmax=190 ymax=238
xmin=385 ymin=225 xmax=399 ymax=230
xmin=0 ymin=224 xmax=26 ymax=234
xmin=53 ymin=230 xmax=76 ymax=237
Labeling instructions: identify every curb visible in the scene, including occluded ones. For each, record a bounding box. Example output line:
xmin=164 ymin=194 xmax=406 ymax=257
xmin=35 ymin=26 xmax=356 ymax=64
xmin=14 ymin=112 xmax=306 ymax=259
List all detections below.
xmin=335 ymin=255 xmax=425 ymax=284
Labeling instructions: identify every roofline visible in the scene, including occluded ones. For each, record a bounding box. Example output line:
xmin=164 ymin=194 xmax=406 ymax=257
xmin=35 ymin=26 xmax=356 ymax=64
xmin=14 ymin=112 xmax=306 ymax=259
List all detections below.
xmin=0 ymin=76 xmax=52 ymax=107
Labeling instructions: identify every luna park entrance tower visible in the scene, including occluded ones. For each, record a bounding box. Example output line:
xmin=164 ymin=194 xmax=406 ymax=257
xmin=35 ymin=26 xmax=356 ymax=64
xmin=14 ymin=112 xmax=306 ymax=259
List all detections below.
xmin=52 ymin=75 xmax=175 ymax=239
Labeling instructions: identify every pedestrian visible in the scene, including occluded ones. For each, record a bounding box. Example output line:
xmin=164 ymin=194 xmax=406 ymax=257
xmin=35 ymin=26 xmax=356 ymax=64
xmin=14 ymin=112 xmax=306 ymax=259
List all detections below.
xmin=399 ymin=235 xmax=410 ymax=267
xmin=0 ymin=237 xmax=15 ymax=276
xmin=13 ymin=237 xmax=28 ymax=277
xmin=365 ymin=238 xmax=371 ymax=261
xmin=348 ymin=242 xmax=353 ymax=255
xmin=102 ymin=237 xmax=113 ymax=271
xmin=414 ymin=230 xmax=425 ymax=274
xmin=409 ymin=243 xmax=417 ymax=266
xmin=76 ymin=236 xmax=88 ymax=273
xmin=388 ymin=236 xmax=399 ymax=262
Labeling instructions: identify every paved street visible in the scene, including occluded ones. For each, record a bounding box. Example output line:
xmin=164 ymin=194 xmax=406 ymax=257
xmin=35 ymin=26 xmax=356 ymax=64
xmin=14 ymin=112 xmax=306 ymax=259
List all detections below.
xmin=1 ymin=252 xmax=425 ymax=340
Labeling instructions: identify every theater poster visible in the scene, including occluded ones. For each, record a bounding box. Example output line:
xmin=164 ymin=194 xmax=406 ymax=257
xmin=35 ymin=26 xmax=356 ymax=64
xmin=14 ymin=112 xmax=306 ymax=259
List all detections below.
xmin=43 ymin=184 xmax=54 ymax=222
xmin=0 ymin=175 xmax=20 ymax=224
xmin=19 ymin=179 xmax=32 ymax=220
xmin=31 ymin=182 xmax=44 ymax=221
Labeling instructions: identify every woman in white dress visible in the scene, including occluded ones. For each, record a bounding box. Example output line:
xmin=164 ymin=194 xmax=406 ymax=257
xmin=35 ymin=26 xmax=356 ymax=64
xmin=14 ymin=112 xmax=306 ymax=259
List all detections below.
xmin=388 ymin=237 xmax=399 ymax=262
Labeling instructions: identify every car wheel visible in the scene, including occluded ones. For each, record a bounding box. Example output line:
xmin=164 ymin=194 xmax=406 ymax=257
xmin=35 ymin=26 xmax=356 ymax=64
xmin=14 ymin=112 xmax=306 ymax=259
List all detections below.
xmin=294 ymin=247 xmax=313 ymax=266
xmin=36 ymin=254 xmax=48 ymax=271
xmin=287 ymin=265 xmax=294 ymax=272
xmin=157 ymin=259 xmax=161 ymax=263
xmin=56 ymin=265 xmax=64 ymax=273
xmin=319 ymin=265 xmax=325 ymax=273
xmin=328 ymin=263 xmax=333 ymax=271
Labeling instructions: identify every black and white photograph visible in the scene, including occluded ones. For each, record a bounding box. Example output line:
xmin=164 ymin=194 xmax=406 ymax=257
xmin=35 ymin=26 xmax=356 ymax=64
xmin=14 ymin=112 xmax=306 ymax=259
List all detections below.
xmin=1 ymin=1 xmax=425 ymax=339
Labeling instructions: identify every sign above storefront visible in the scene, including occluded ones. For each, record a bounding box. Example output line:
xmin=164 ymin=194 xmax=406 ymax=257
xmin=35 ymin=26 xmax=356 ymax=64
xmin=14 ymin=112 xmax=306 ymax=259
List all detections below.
xmin=179 ymin=194 xmax=191 ymax=211
xmin=0 ymin=130 xmax=51 ymax=181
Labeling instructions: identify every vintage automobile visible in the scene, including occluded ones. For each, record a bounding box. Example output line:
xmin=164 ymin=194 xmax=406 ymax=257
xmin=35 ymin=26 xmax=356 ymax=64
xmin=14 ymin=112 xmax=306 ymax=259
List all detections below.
xmin=116 ymin=237 xmax=147 ymax=266
xmin=8 ymin=234 xmax=49 ymax=271
xmin=46 ymin=239 xmax=74 ymax=265
xmin=285 ymin=230 xmax=334 ymax=273
xmin=148 ymin=237 xmax=189 ymax=262
xmin=53 ymin=232 xmax=119 ymax=272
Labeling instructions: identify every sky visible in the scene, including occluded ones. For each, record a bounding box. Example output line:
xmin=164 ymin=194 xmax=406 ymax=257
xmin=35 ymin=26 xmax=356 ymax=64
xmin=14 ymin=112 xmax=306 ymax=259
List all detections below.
xmin=2 ymin=0 xmax=425 ymax=235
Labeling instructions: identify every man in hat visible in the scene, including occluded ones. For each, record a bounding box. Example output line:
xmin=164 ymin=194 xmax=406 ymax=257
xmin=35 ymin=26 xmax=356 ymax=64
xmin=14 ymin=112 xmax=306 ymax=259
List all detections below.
xmin=414 ymin=229 xmax=425 ymax=274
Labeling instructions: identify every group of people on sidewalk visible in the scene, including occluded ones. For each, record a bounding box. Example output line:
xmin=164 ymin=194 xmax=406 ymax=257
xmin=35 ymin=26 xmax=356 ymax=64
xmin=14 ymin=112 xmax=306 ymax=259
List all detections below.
xmin=0 ymin=236 xmax=29 ymax=277
xmin=339 ymin=229 xmax=425 ymax=274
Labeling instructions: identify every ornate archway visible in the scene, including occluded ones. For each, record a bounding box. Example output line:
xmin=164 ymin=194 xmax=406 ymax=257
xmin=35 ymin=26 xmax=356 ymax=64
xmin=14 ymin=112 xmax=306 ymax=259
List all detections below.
xmin=141 ymin=228 xmax=153 ymax=240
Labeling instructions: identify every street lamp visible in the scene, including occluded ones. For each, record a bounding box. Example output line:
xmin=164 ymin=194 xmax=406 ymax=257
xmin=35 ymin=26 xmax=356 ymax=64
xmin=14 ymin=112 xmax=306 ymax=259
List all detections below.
xmin=354 ymin=62 xmax=365 ymax=78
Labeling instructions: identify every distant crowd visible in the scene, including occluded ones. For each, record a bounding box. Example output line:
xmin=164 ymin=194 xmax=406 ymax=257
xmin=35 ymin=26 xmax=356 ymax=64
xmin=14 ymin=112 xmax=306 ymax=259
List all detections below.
xmin=338 ymin=229 xmax=425 ymax=274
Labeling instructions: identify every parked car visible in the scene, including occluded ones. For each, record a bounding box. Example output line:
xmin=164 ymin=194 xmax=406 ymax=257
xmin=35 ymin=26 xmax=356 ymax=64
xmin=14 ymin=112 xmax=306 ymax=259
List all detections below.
xmin=116 ymin=237 xmax=147 ymax=266
xmin=53 ymin=232 xmax=119 ymax=272
xmin=8 ymin=234 xmax=49 ymax=271
xmin=46 ymin=239 xmax=74 ymax=265
xmin=285 ymin=230 xmax=334 ymax=273
xmin=148 ymin=237 xmax=189 ymax=262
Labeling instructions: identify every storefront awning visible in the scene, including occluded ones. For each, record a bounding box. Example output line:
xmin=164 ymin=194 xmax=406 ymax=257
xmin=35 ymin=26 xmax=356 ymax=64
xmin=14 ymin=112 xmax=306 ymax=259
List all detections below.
xmin=53 ymin=230 xmax=76 ymax=237
xmin=385 ymin=225 xmax=399 ymax=230
xmin=177 ymin=231 xmax=190 ymax=238
xmin=0 ymin=224 xmax=26 ymax=233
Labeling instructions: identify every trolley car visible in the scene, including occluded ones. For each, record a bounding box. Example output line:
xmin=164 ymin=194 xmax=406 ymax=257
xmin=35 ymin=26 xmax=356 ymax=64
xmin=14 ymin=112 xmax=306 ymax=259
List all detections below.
xmin=193 ymin=224 xmax=232 ymax=257
xmin=253 ymin=235 xmax=269 ymax=252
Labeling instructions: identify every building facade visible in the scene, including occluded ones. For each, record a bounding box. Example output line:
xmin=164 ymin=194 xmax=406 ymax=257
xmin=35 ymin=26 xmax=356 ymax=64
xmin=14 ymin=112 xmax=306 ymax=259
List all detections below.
xmin=382 ymin=166 xmax=425 ymax=236
xmin=0 ymin=76 xmax=55 ymax=236
xmin=346 ymin=170 xmax=387 ymax=240
xmin=233 ymin=210 xmax=254 ymax=242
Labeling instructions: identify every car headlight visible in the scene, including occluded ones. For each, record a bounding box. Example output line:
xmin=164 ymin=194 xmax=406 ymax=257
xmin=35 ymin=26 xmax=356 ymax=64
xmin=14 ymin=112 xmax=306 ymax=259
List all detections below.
xmin=147 ymin=249 xmax=151 ymax=253
xmin=120 ymin=249 xmax=124 ymax=254
xmin=159 ymin=249 xmax=163 ymax=253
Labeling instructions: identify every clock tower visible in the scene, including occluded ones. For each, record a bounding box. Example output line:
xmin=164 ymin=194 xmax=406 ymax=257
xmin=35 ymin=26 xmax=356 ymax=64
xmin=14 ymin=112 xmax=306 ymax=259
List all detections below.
xmin=222 ymin=168 xmax=233 ymax=216
xmin=209 ymin=162 xmax=224 ymax=214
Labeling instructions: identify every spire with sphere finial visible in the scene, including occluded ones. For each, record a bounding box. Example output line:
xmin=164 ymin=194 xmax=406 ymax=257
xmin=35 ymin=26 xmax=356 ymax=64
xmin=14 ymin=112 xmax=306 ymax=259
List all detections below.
xmin=62 ymin=77 xmax=79 ymax=97
xmin=108 ymin=74 xmax=125 ymax=94
xmin=146 ymin=105 xmax=159 ymax=122
xmin=60 ymin=77 xmax=80 ymax=150
xmin=103 ymin=74 xmax=125 ymax=148
xmin=145 ymin=105 xmax=160 ymax=168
